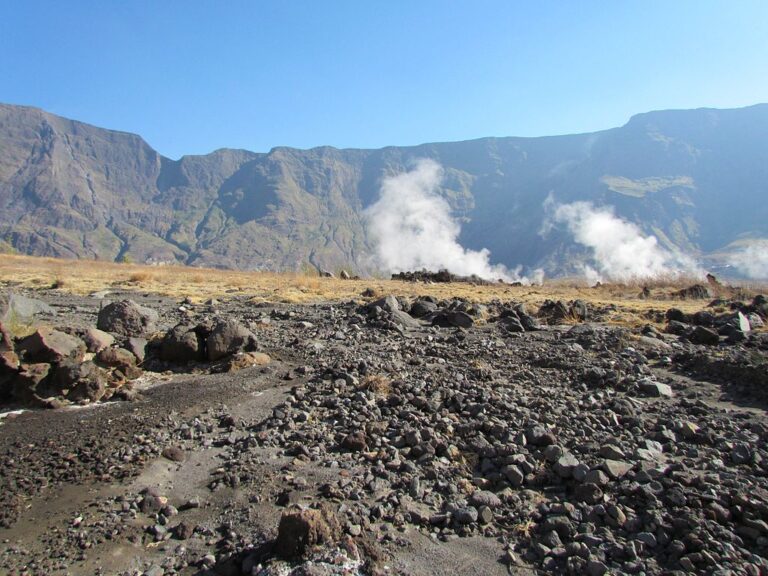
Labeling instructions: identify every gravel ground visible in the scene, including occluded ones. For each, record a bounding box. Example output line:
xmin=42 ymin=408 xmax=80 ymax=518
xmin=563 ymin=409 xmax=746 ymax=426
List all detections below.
xmin=0 ymin=287 xmax=767 ymax=575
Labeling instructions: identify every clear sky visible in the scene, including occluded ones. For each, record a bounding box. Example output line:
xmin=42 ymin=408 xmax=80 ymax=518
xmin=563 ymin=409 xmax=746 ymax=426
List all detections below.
xmin=2 ymin=1 xmax=767 ymax=159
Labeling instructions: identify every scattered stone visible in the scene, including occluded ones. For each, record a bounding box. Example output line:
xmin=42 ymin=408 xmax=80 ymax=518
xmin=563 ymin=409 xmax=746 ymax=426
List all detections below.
xmin=161 ymin=446 xmax=186 ymax=462
xmin=173 ymin=522 xmax=194 ymax=540
xmin=638 ymin=379 xmax=673 ymax=397
xmin=469 ymin=490 xmax=502 ymax=509
xmin=602 ymin=459 xmax=633 ymax=479
xmin=341 ymin=431 xmax=367 ymax=452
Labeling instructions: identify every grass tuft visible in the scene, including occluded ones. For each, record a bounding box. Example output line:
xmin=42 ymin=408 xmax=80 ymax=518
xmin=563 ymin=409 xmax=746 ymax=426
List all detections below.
xmin=360 ymin=374 xmax=391 ymax=396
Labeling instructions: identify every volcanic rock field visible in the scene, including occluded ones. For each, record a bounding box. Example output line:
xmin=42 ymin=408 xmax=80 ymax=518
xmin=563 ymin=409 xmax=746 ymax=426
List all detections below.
xmin=1 ymin=282 xmax=768 ymax=575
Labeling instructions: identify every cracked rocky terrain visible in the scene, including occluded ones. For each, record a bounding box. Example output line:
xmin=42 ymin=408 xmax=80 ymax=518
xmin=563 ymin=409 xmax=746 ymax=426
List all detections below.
xmin=1 ymin=284 xmax=767 ymax=575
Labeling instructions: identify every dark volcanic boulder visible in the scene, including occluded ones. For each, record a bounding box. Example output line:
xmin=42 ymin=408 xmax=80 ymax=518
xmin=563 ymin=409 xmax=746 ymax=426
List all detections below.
xmin=751 ymin=295 xmax=768 ymax=319
xmin=665 ymin=308 xmax=688 ymax=323
xmin=97 ymin=300 xmax=158 ymax=337
xmin=160 ymin=324 xmax=201 ymax=362
xmin=499 ymin=313 xmax=525 ymax=333
xmin=431 ymin=310 xmax=474 ymax=329
xmin=691 ymin=310 xmax=715 ymax=326
xmin=274 ymin=506 xmax=341 ymax=559
xmin=54 ymin=359 xmax=107 ymax=402
xmin=537 ymin=299 xmax=572 ymax=324
xmin=410 ymin=299 xmax=439 ymax=318
xmin=206 ymin=319 xmax=256 ymax=361
xmin=666 ymin=320 xmax=689 ymax=335
xmin=673 ymin=284 xmax=711 ymax=300
xmin=514 ymin=304 xmax=542 ymax=330
xmin=17 ymin=328 xmax=85 ymax=364
xmin=12 ymin=363 xmax=52 ymax=403
xmin=688 ymin=325 xmax=720 ymax=346
xmin=53 ymin=360 xmax=106 ymax=390
xmin=68 ymin=376 xmax=106 ymax=403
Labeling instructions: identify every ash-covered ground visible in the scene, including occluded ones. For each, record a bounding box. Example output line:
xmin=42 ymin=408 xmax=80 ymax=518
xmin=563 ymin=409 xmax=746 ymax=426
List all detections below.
xmin=1 ymin=286 xmax=767 ymax=576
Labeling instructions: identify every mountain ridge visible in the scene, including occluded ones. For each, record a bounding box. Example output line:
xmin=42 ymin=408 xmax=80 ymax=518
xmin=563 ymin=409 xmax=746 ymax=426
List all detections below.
xmin=1 ymin=101 xmax=767 ymax=277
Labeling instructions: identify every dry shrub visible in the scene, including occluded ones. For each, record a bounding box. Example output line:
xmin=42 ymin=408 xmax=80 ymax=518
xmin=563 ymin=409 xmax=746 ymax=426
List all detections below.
xmin=360 ymin=374 xmax=391 ymax=396
xmin=128 ymin=271 xmax=153 ymax=283
xmin=51 ymin=277 xmax=67 ymax=289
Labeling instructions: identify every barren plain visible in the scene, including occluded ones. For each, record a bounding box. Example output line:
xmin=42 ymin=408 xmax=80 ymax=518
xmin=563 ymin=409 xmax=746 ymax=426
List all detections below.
xmin=1 ymin=255 xmax=767 ymax=576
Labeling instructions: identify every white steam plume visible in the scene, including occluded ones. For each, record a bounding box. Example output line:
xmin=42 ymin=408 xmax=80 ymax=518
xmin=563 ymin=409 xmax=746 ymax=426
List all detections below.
xmin=728 ymin=240 xmax=768 ymax=279
xmin=365 ymin=159 xmax=541 ymax=283
xmin=542 ymin=196 xmax=703 ymax=282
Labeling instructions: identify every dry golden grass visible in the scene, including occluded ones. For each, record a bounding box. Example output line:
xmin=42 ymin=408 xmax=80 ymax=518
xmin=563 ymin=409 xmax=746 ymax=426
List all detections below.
xmin=0 ymin=254 xmax=764 ymax=330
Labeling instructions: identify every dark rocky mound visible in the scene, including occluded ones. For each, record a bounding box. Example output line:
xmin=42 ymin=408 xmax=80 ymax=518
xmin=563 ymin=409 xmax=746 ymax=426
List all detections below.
xmin=392 ymin=269 xmax=506 ymax=285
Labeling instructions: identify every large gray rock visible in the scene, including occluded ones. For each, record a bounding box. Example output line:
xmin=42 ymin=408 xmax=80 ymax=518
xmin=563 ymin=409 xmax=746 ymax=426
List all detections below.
xmin=206 ymin=319 xmax=256 ymax=361
xmin=97 ymin=300 xmax=158 ymax=337
xmin=0 ymin=293 xmax=56 ymax=334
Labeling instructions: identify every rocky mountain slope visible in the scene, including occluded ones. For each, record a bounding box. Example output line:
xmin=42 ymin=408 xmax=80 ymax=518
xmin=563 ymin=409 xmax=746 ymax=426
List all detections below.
xmin=1 ymin=102 xmax=767 ymax=275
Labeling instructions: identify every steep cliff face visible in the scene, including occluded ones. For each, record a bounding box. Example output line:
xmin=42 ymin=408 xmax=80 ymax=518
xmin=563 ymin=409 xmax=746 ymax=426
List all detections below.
xmin=1 ymin=102 xmax=767 ymax=275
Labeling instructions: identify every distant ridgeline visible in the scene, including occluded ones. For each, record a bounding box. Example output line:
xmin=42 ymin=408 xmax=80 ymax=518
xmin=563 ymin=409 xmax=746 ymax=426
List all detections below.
xmin=0 ymin=102 xmax=767 ymax=278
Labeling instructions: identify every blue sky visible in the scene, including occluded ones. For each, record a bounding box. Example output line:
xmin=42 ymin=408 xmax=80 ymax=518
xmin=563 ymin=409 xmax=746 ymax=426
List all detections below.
xmin=2 ymin=1 xmax=767 ymax=159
